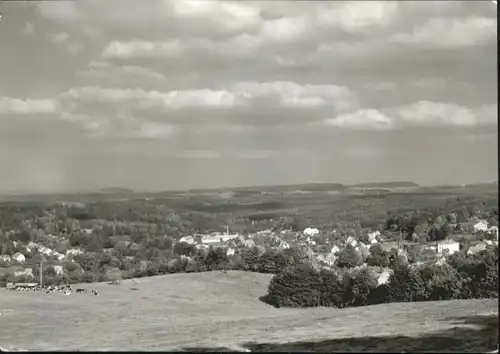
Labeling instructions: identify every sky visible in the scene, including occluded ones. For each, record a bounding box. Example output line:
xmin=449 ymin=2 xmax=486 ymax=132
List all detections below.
xmin=0 ymin=0 xmax=497 ymax=193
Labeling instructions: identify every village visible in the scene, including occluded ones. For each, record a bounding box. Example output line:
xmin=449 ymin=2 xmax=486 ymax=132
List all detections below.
xmin=175 ymin=218 xmax=498 ymax=283
xmin=0 ymin=208 xmax=498 ymax=293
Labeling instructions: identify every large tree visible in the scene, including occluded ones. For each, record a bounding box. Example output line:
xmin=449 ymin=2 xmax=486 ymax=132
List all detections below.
xmin=336 ymin=244 xmax=363 ymax=269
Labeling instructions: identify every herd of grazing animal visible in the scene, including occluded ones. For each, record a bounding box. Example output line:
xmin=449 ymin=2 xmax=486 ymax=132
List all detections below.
xmin=45 ymin=285 xmax=99 ymax=296
xmin=8 ymin=284 xmax=99 ymax=296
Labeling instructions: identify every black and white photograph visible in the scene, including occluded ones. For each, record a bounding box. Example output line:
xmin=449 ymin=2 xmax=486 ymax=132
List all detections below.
xmin=0 ymin=0 xmax=498 ymax=351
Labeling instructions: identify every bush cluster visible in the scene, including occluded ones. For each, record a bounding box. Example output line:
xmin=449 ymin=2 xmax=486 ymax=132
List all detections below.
xmin=263 ymin=246 xmax=498 ymax=308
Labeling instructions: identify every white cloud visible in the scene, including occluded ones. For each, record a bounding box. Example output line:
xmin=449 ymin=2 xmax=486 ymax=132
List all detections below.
xmin=324 ymin=109 xmax=394 ymax=130
xmin=60 ymin=86 xmax=244 ymax=109
xmin=0 ymin=97 xmax=59 ymax=115
xmin=316 ymin=1 xmax=399 ymax=33
xmin=102 ymin=35 xmax=267 ymax=60
xmin=37 ymin=2 xmax=81 ymax=24
xmin=391 ymin=17 xmax=496 ymax=47
xmin=60 ymin=112 xmax=110 ymax=137
xmin=322 ymin=102 xmax=497 ymax=129
xmin=38 ymin=0 xmax=262 ymax=39
xmin=394 ymin=101 xmax=497 ymax=126
xmin=170 ymin=1 xmax=262 ymax=32
xmin=232 ymin=81 xmax=356 ymax=110
xmin=49 ymin=32 xmax=70 ymax=43
xmin=77 ymin=62 xmax=167 ymax=84
xmin=100 ymin=3 xmax=398 ymax=61
xmin=100 ymin=6 xmax=378 ymax=61
xmin=60 ymin=81 xmax=356 ymax=111
xmin=103 ymin=40 xmax=184 ymax=59
xmin=259 ymin=17 xmax=308 ymax=43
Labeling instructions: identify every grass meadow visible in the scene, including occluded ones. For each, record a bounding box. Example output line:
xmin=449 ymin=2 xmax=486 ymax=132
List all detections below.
xmin=0 ymin=271 xmax=497 ymax=351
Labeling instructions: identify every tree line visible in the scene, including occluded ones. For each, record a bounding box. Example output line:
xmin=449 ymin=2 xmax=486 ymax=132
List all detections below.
xmin=261 ymin=246 xmax=498 ymax=309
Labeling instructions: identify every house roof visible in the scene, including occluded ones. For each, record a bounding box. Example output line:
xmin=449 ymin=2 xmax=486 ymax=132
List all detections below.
xmin=438 ymin=239 xmax=459 ymax=245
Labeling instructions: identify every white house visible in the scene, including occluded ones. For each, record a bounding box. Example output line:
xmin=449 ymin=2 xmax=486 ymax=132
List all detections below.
xmin=359 ymin=242 xmax=369 ymax=250
xmin=324 ymin=253 xmax=337 ymax=266
xmin=303 ymin=228 xmax=319 ymax=237
xmin=437 ymin=240 xmax=460 ymax=255
xmin=220 ymin=234 xmax=239 ymax=242
xmin=37 ymin=245 xmax=53 ymax=256
xmin=368 ymin=230 xmax=381 ymax=242
xmin=66 ymin=248 xmax=83 ymax=256
xmin=306 ymin=237 xmax=316 ymax=246
xmin=14 ymin=267 xmax=33 ymax=278
xmin=435 ymin=257 xmax=447 ymax=266
xmin=26 ymin=241 xmax=37 ymax=252
xmin=377 ymin=269 xmax=393 ymax=286
xmin=201 ymin=233 xmax=238 ymax=244
xmin=54 ymin=253 xmax=65 ymax=261
xmin=226 ymin=248 xmax=235 ymax=256
xmin=330 ymin=245 xmax=340 ymax=254
xmin=474 ymin=220 xmax=489 ymax=233
xmin=243 ymin=239 xmax=255 ymax=248
xmin=12 ymin=252 xmax=26 ymax=264
xmin=201 ymin=235 xmax=223 ymax=244
xmin=346 ymin=236 xmax=358 ymax=247
xmin=271 ymin=236 xmax=290 ymax=249
xmin=467 ymin=242 xmax=487 ymax=255
xmin=179 ymin=236 xmax=196 ymax=245
xmin=52 ymin=265 xmax=64 ymax=276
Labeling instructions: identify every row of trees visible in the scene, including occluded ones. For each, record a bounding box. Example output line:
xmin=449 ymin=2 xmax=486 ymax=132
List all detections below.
xmin=0 ymin=243 xmax=314 ymax=286
xmin=384 ymin=202 xmax=498 ymax=242
xmin=262 ymin=246 xmax=498 ymax=309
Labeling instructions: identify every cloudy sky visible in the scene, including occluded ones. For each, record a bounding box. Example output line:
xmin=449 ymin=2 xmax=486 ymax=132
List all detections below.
xmin=0 ymin=1 xmax=497 ymax=193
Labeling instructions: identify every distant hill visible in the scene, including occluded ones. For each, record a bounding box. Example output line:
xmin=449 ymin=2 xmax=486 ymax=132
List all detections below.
xmin=100 ymin=187 xmax=135 ymax=194
xmin=349 ymin=181 xmax=421 ymax=189
xmin=189 ymin=183 xmax=347 ymax=195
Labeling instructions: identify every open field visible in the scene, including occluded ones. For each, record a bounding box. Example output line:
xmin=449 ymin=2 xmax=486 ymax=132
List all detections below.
xmin=0 ymin=271 xmax=497 ymax=351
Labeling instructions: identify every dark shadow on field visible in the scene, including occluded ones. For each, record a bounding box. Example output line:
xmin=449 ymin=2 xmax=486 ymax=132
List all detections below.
xmin=258 ymin=294 xmax=272 ymax=306
xmin=181 ymin=314 xmax=498 ymax=352
xmin=181 ymin=347 xmax=238 ymax=352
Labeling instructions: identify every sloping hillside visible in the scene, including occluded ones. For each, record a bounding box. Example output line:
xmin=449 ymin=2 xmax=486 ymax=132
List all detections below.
xmin=350 ymin=181 xmax=420 ymax=188
xmin=0 ymin=271 xmax=497 ymax=351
